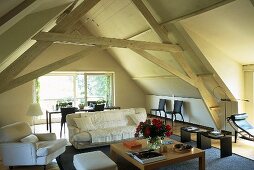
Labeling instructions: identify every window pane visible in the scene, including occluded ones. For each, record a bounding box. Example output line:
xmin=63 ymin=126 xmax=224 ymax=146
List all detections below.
xmin=76 ymin=74 xmax=85 ymax=105
xmin=87 ymin=75 xmax=108 ymax=102
xmin=39 ymin=76 xmax=74 ymax=99
xmin=39 ymin=75 xmax=74 ymax=110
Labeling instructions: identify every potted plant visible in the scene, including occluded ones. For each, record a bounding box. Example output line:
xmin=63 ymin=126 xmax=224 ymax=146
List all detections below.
xmin=96 ymin=99 xmax=106 ymax=105
xmin=78 ymin=103 xmax=85 ymax=110
xmin=135 ymin=119 xmax=172 ymax=149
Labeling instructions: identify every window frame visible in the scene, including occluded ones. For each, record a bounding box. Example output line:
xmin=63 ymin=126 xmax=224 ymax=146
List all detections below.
xmin=37 ymin=71 xmax=115 ymax=108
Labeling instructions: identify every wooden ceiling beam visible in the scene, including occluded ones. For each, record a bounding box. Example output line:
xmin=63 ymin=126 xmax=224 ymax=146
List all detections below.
xmin=0 ymin=0 xmax=39 ymax=34
xmin=132 ymin=0 xmax=195 ymax=78
xmin=0 ymin=0 xmax=101 ymax=93
xmin=131 ymin=0 xmax=169 ymax=43
xmin=132 ymin=0 xmax=222 ymax=129
xmin=127 ymin=0 xmax=236 ymax=40
xmin=131 ymin=49 xmax=195 ymax=86
xmin=33 ymin=32 xmax=183 ymax=52
xmin=0 ymin=46 xmax=103 ymax=94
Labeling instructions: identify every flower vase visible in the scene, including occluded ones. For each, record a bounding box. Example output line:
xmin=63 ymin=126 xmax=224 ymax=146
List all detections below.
xmin=147 ymin=137 xmax=162 ymax=150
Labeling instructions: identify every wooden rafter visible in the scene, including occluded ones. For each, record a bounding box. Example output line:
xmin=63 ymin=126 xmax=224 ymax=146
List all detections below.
xmin=132 ymin=0 xmax=222 ymax=128
xmin=128 ymin=0 xmax=236 ymax=40
xmin=0 ymin=47 xmax=103 ymax=93
xmin=131 ymin=0 xmax=169 ymax=43
xmin=0 ymin=0 xmax=101 ymax=93
xmin=0 ymin=0 xmax=37 ymax=27
xmin=131 ymin=49 xmax=195 ymax=86
xmin=33 ymin=32 xmax=182 ymax=53
xmin=174 ymin=22 xmax=235 ymax=101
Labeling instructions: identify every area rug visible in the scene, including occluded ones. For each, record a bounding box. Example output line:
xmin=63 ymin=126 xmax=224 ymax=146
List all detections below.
xmin=56 ymin=135 xmax=254 ymax=170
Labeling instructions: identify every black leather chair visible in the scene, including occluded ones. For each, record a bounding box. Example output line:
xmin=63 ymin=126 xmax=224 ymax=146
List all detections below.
xmin=60 ymin=107 xmax=76 ymax=137
xmin=227 ymin=113 xmax=254 ymax=142
xmin=93 ymin=104 xmax=105 ymax=111
xmin=150 ymin=99 xmax=166 ymax=118
xmin=165 ymin=100 xmax=184 ymax=126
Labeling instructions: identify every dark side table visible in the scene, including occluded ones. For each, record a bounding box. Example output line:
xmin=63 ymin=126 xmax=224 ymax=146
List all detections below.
xmin=200 ymin=131 xmax=232 ymax=158
xmin=180 ymin=126 xmax=211 ymax=148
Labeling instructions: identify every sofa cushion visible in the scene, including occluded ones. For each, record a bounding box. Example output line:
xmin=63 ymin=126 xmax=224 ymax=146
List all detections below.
xmin=20 ymin=134 xmax=39 ymax=143
xmin=89 ymin=125 xmax=136 ymax=143
xmin=0 ymin=122 xmax=32 ymax=143
xmin=129 ymin=112 xmax=147 ymax=125
xmin=83 ymin=111 xmax=126 ymax=129
xmin=36 ymin=139 xmax=67 ymax=156
xmin=73 ymin=132 xmax=91 ymax=142
xmin=66 ymin=113 xmax=82 ymax=128
xmin=74 ymin=117 xmax=96 ymax=131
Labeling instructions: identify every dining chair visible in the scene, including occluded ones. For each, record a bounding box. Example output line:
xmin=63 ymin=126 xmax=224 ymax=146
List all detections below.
xmin=165 ymin=100 xmax=184 ymax=126
xmin=60 ymin=107 xmax=76 ymax=137
xmin=150 ymin=99 xmax=166 ymax=118
xmin=93 ymin=104 xmax=105 ymax=111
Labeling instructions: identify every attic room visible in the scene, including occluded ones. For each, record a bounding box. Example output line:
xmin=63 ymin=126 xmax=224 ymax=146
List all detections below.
xmin=0 ymin=0 xmax=254 ymax=170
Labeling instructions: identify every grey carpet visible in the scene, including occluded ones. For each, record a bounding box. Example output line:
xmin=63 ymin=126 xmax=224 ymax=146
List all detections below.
xmin=56 ymin=135 xmax=254 ymax=170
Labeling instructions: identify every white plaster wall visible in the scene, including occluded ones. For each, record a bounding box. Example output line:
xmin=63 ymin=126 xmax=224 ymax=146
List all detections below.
xmin=244 ymin=71 xmax=254 ymax=124
xmin=182 ymin=27 xmax=245 ymax=113
xmin=146 ymin=95 xmax=216 ymax=128
xmin=146 ymin=95 xmax=238 ymax=131
xmin=0 ymin=44 xmax=146 ymax=127
xmin=0 ymin=82 xmax=33 ymax=127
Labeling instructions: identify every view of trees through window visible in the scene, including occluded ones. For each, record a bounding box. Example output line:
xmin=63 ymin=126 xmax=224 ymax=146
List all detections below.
xmin=37 ymin=72 xmax=114 ymax=114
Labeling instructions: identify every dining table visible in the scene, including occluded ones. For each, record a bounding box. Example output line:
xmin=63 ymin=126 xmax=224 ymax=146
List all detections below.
xmin=46 ymin=107 xmax=94 ymax=133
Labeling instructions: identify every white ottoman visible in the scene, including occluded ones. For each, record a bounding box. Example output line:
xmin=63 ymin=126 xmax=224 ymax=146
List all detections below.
xmin=73 ymin=151 xmax=117 ymax=170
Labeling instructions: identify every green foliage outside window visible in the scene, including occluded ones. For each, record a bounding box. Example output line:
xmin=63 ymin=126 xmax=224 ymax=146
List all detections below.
xmin=35 ymin=78 xmax=40 ymax=103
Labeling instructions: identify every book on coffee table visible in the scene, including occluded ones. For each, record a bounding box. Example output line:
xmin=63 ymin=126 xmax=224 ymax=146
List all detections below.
xmin=123 ymin=140 xmax=142 ymax=149
xmin=208 ymin=131 xmax=224 ymax=138
xmin=185 ymin=126 xmax=199 ymax=131
xmin=126 ymin=150 xmax=166 ymax=164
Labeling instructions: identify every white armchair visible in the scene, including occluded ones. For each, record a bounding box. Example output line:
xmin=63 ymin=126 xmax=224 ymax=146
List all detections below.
xmin=0 ymin=122 xmax=67 ymax=170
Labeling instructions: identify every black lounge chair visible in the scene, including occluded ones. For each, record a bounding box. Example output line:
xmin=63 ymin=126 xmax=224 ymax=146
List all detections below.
xmin=227 ymin=113 xmax=254 ymax=142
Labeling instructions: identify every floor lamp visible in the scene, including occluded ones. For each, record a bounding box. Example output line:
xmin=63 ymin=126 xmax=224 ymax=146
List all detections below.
xmin=221 ymin=98 xmax=230 ymax=130
xmin=27 ymin=103 xmax=43 ymax=133
xmin=213 ymin=86 xmax=229 ymax=130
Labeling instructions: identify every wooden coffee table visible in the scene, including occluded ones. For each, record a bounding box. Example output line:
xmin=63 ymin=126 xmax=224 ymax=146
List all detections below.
xmin=110 ymin=139 xmax=205 ymax=170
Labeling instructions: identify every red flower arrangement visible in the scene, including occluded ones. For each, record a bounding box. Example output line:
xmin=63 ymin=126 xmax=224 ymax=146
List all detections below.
xmin=135 ymin=118 xmax=172 ymax=140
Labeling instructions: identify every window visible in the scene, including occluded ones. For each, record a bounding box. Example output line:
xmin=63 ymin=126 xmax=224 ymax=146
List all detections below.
xmin=37 ymin=72 xmax=114 ymax=116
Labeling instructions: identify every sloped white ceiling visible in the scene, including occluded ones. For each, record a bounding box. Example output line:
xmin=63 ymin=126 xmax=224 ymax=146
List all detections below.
xmin=145 ymin=0 xmax=224 ymax=23
xmin=80 ymin=0 xmax=238 ymax=98
xmin=0 ymin=0 xmax=24 ymax=18
xmin=180 ymin=0 xmax=254 ymax=65
xmin=1 ymin=0 xmax=253 ymax=100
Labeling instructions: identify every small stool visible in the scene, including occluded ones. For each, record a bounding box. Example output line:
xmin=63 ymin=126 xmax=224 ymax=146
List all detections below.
xmin=73 ymin=151 xmax=117 ymax=170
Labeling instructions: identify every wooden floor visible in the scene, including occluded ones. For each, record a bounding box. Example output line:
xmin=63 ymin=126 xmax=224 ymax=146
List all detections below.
xmin=1 ymin=120 xmax=254 ymax=170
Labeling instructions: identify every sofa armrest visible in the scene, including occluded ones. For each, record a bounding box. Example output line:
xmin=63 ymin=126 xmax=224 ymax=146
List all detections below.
xmin=68 ymin=126 xmax=80 ymax=141
xmin=0 ymin=142 xmax=37 ymax=165
xmin=35 ymin=133 xmax=56 ymax=141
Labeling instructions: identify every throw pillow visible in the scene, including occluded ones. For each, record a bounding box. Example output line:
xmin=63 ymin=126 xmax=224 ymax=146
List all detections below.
xmin=74 ymin=117 xmax=96 ymax=131
xmin=129 ymin=112 xmax=147 ymax=125
xmin=20 ymin=134 xmax=39 ymax=143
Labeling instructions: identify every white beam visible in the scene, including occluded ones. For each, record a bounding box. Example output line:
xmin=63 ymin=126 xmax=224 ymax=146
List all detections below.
xmin=0 ymin=0 xmax=101 ymax=92
xmin=131 ymin=49 xmax=195 ymax=86
xmin=131 ymin=0 xmax=169 ymax=43
xmin=0 ymin=46 xmax=103 ymax=93
xmin=33 ymin=32 xmax=183 ymax=52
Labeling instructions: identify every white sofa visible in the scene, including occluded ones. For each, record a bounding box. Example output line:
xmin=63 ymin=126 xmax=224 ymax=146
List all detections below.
xmin=0 ymin=122 xmax=67 ymax=169
xmin=66 ymin=108 xmax=147 ymax=149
